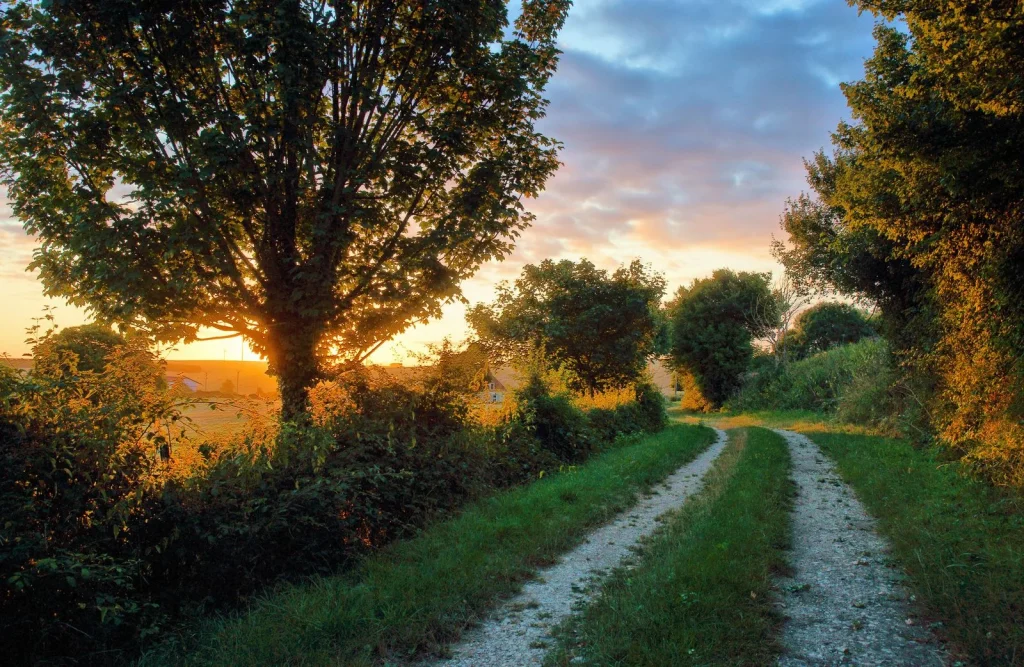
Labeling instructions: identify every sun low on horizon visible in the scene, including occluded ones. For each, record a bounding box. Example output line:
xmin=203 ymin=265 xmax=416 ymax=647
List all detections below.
xmin=0 ymin=0 xmax=877 ymax=364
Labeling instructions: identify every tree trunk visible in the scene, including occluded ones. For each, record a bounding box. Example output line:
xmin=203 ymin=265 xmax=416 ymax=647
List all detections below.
xmin=267 ymin=325 xmax=321 ymax=422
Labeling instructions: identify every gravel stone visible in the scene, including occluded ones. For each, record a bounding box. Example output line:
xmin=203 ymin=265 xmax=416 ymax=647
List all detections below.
xmin=418 ymin=428 xmax=729 ymax=667
xmin=774 ymin=429 xmax=946 ymax=666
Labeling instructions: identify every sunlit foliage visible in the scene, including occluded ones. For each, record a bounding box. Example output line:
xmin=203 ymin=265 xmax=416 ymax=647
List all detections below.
xmin=777 ymin=1 xmax=1024 ymax=484
xmin=467 ymin=258 xmax=666 ymax=396
xmin=0 ymin=0 xmax=571 ymax=417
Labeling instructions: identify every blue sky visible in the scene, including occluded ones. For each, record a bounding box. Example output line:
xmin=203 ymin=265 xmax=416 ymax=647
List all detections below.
xmin=0 ymin=0 xmax=879 ymax=362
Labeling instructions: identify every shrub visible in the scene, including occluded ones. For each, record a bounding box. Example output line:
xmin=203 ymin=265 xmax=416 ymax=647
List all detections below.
xmin=729 ymin=355 xmax=784 ymax=412
xmin=633 ymin=380 xmax=668 ymax=432
xmin=508 ymin=374 xmax=595 ymax=463
xmin=728 ymin=339 xmax=897 ymax=425
xmin=584 ymin=382 xmax=666 ymax=444
xmin=0 ymin=333 xmax=668 ymax=665
xmin=834 ymin=343 xmax=897 ymax=426
xmin=587 ymin=406 xmax=627 ymax=444
xmin=32 ymin=323 xmax=128 ymax=374
xmin=785 ymin=302 xmax=875 ymax=359
xmin=0 ymin=337 xmax=179 ymax=662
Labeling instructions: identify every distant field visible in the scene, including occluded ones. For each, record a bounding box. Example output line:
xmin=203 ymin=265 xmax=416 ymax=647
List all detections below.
xmin=2 ymin=357 xmax=279 ymax=395
xmin=165 ymin=360 xmax=278 ymax=395
xmin=181 ymin=398 xmax=279 ymax=436
xmin=0 ymin=357 xmax=32 ymax=371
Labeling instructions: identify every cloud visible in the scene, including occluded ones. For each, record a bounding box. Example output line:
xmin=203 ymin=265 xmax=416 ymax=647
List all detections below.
xmin=0 ymin=216 xmax=37 ymax=283
xmin=509 ymin=0 xmax=877 ymax=266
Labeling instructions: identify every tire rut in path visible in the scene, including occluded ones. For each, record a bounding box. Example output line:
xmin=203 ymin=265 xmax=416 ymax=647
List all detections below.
xmin=417 ymin=428 xmax=729 ymax=667
xmin=774 ymin=429 xmax=946 ymax=666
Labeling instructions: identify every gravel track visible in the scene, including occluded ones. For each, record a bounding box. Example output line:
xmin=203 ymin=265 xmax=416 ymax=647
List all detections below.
xmin=774 ymin=429 xmax=946 ymax=666
xmin=419 ymin=428 xmax=728 ymax=667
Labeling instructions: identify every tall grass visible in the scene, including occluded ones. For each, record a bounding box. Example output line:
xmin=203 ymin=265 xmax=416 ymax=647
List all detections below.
xmin=809 ymin=431 xmax=1024 ymax=664
xmin=729 ymin=338 xmax=894 ymax=420
xmin=545 ymin=427 xmax=793 ymax=666
xmin=144 ymin=424 xmax=716 ymax=666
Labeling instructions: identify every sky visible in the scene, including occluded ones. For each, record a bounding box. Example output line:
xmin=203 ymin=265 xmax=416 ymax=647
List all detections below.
xmin=0 ymin=0 xmax=879 ymax=363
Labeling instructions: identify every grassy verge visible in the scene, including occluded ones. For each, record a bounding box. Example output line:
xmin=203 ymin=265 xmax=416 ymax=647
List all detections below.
xmin=805 ymin=431 xmax=1024 ymax=665
xmin=144 ymin=424 xmax=716 ymax=667
xmin=670 ymin=407 xmax=888 ymax=436
xmin=545 ymin=427 xmax=792 ymax=666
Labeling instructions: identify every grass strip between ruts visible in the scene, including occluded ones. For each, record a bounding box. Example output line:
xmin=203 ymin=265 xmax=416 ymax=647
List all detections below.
xmin=143 ymin=424 xmax=717 ymax=667
xmin=545 ymin=427 xmax=793 ymax=666
xmin=805 ymin=430 xmax=1024 ymax=665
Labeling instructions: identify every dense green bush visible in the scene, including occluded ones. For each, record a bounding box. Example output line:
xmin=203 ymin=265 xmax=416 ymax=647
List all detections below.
xmin=783 ymin=302 xmax=875 ymax=360
xmin=584 ymin=382 xmax=667 ymax=443
xmin=0 ymin=338 xmax=179 ymax=662
xmin=586 ymin=406 xmax=627 ymax=444
xmin=509 ymin=374 xmax=596 ymax=462
xmin=729 ymin=339 xmax=893 ymax=419
xmin=633 ymin=380 xmax=668 ymax=432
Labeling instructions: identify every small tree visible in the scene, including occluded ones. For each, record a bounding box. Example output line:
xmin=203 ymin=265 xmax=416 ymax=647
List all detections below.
xmin=787 ymin=302 xmax=875 ymax=359
xmin=0 ymin=0 xmax=570 ymax=419
xmin=32 ymin=324 xmax=128 ymax=375
xmin=467 ymin=259 xmax=666 ymax=396
xmin=669 ymin=269 xmax=773 ymax=409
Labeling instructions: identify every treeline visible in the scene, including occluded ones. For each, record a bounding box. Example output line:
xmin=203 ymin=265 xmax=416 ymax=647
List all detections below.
xmin=0 ymin=258 xmax=668 ymax=665
xmin=779 ymin=1 xmax=1024 ymax=486
xmin=663 ymin=275 xmax=881 ymax=417
xmin=670 ymin=2 xmax=1024 ymax=488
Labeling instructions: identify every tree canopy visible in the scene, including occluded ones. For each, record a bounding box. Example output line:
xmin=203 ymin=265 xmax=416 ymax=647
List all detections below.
xmin=669 ymin=269 xmax=774 ymax=409
xmin=32 ymin=324 xmax=128 ymax=375
xmin=776 ymin=1 xmax=1024 ymax=483
xmin=0 ymin=0 xmax=571 ymax=418
xmin=785 ymin=302 xmax=874 ymax=360
xmin=467 ymin=259 xmax=666 ymax=396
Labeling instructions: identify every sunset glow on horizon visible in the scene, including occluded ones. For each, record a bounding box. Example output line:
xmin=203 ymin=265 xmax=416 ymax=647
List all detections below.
xmin=0 ymin=0 xmax=878 ymax=364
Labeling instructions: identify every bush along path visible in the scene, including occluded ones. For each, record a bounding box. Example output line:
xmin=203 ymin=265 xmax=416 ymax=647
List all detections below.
xmin=417 ymin=428 xmax=728 ymax=667
xmin=773 ymin=429 xmax=946 ymax=665
xmin=153 ymin=425 xmax=716 ymax=666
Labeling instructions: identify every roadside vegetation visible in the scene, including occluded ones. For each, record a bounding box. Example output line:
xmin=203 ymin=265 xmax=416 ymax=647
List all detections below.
xmin=146 ymin=424 xmax=715 ymax=666
xmin=545 ymin=428 xmax=792 ymax=666
xmin=1 ymin=323 xmax=669 ymax=665
xmin=728 ymin=338 xmax=897 ymax=430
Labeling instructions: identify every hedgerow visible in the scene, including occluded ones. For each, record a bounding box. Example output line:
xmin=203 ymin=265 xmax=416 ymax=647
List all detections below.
xmin=0 ymin=336 xmax=666 ymax=665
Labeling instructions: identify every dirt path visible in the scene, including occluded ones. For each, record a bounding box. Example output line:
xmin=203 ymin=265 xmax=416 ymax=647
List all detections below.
xmin=774 ymin=429 xmax=946 ymax=666
xmin=419 ymin=428 xmax=729 ymax=667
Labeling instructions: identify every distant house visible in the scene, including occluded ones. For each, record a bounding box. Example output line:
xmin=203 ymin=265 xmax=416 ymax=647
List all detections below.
xmin=165 ymin=374 xmax=201 ymax=392
xmin=478 ymin=367 xmax=514 ymax=403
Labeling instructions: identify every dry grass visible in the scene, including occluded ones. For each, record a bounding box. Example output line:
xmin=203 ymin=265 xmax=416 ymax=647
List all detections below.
xmin=669 ymin=407 xmax=882 ymax=436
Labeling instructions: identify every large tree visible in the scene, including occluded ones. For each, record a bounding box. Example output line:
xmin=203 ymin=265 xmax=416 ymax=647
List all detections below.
xmin=0 ymin=0 xmax=570 ymax=418
xmin=669 ymin=269 xmax=773 ymax=409
xmin=776 ymin=1 xmax=1024 ymax=483
xmin=467 ymin=259 xmax=666 ymax=396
